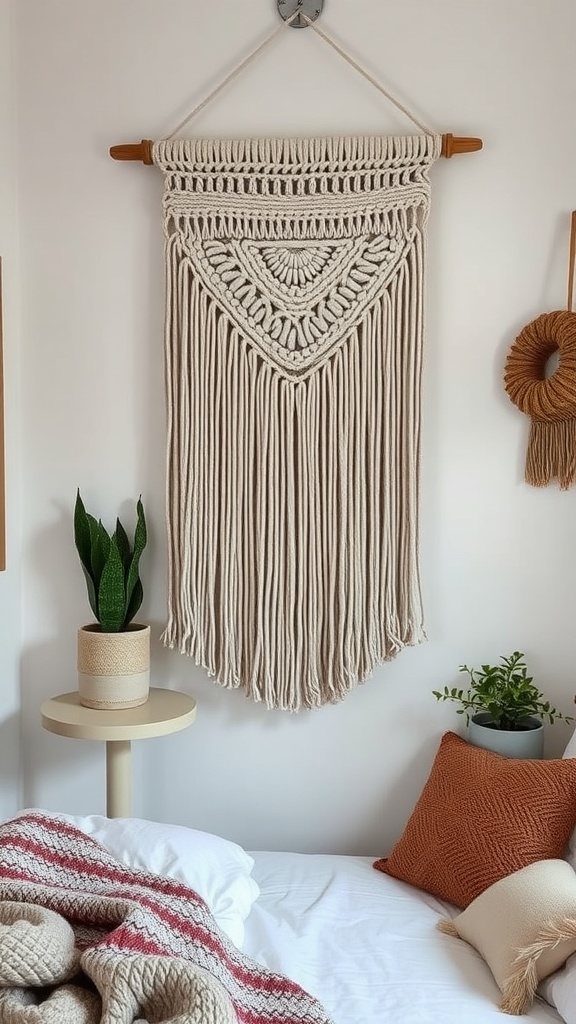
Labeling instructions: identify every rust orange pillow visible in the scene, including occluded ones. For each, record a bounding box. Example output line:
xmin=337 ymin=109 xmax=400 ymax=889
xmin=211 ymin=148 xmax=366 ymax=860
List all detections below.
xmin=374 ymin=731 xmax=576 ymax=908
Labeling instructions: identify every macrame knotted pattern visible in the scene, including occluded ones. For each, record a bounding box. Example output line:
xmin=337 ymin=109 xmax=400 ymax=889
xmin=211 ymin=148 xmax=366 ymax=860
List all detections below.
xmin=155 ymin=133 xmax=441 ymax=710
xmin=504 ymin=310 xmax=576 ymax=489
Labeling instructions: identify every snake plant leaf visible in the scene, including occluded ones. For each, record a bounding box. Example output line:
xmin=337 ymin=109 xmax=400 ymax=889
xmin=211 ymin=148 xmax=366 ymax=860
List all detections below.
xmin=125 ymin=497 xmax=147 ymax=612
xmin=74 ymin=491 xmax=93 ymax=579
xmin=115 ymin=519 xmax=131 ymax=569
xmin=74 ymin=492 xmax=99 ymax=619
xmin=90 ymin=519 xmax=110 ymax=589
xmin=125 ymin=576 xmax=144 ymax=626
xmin=80 ymin=563 xmax=98 ymax=620
xmin=98 ymin=535 xmax=127 ymax=632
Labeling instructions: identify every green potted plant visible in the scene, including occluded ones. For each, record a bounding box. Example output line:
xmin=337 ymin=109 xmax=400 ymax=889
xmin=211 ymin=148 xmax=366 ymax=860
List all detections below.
xmin=74 ymin=490 xmax=149 ymax=710
xmin=433 ymin=651 xmax=573 ymax=759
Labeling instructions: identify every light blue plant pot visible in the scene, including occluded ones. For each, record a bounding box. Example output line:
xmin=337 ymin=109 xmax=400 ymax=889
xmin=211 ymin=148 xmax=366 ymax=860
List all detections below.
xmin=467 ymin=712 xmax=544 ymax=759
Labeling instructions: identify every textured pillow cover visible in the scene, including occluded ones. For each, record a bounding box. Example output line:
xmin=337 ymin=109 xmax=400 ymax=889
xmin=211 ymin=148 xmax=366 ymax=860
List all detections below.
xmin=438 ymin=859 xmax=576 ymax=1014
xmin=26 ymin=811 xmax=260 ymax=949
xmin=374 ymin=732 xmax=576 ymax=908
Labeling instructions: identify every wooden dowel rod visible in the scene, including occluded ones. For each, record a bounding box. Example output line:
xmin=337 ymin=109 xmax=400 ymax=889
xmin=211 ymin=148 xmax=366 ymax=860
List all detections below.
xmin=109 ymin=134 xmax=483 ymax=164
xmin=109 ymin=140 xmax=154 ymax=164
xmin=441 ymin=133 xmax=483 ymax=158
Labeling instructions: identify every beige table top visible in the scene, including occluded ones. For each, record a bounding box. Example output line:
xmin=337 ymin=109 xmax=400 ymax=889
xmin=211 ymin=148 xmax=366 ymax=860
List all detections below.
xmin=41 ymin=688 xmax=197 ymax=742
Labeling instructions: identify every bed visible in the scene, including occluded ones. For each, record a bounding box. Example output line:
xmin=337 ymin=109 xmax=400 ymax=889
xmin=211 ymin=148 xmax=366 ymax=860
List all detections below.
xmin=244 ymin=850 xmax=564 ymax=1024
xmin=0 ymin=810 xmax=566 ymax=1024
xmin=4 ymin=728 xmax=576 ymax=1023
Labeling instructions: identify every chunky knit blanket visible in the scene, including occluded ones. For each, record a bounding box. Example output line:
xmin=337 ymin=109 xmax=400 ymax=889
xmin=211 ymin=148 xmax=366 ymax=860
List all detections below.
xmin=0 ymin=812 xmax=332 ymax=1024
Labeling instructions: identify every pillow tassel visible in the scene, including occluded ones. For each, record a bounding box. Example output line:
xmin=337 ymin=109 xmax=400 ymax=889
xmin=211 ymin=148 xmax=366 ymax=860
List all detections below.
xmin=437 ymin=918 xmax=458 ymax=936
xmin=501 ymin=917 xmax=576 ymax=1016
xmin=501 ymin=956 xmax=538 ymax=1016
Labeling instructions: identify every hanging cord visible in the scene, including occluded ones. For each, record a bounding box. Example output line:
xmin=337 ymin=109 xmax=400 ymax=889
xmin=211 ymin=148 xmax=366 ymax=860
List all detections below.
xmin=164 ymin=10 xmax=436 ymax=140
xmin=165 ymin=10 xmax=300 ymax=139
xmin=568 ymin=210 xmax=576 ymax=312
xmin=300 ymin=13 xmax=434 ymax=135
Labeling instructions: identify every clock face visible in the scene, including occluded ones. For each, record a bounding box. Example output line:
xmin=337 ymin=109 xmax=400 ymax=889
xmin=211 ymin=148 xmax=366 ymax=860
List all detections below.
xmin=277 ymin=0 xmax=324 ymax=30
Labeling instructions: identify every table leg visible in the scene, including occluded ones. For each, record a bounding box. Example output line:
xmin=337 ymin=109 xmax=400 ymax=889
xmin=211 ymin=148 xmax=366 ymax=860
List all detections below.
xmin=105 ymin=740 xmax=132 ymax=818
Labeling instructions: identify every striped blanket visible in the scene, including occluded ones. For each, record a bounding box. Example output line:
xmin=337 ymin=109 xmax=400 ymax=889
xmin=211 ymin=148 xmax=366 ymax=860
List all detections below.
xmin=0 ymin=811 xmax=333 ymax=1024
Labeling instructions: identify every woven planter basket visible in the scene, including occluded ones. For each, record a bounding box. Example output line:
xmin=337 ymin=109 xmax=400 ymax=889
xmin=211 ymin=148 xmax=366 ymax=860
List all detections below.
xmin=77 ymin=623 xmax=150 ymax=710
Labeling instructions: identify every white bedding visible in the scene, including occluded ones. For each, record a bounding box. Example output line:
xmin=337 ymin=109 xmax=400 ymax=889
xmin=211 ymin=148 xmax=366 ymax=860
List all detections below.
xmin=25 ymin=811 xmax=569 ymax=1023
xmin=243 ymin=851 xmax=563 ymax=1024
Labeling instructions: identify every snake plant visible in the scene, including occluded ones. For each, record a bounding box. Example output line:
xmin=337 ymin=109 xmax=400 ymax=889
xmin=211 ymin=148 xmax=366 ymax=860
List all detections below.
xmin=74 ymin=490 xmax=147 ymax=632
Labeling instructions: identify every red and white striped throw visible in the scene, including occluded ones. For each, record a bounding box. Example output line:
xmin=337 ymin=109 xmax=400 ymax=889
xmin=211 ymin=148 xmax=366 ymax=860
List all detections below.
xmin=0 ymin=811 xmax=333 ymax=1024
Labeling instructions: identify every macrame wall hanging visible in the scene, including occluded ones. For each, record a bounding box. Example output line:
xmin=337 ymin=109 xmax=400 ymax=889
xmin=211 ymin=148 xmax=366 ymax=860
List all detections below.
xmin=504 ymin=211 xmax=576 ymax=490
xmin=111 ymin=7 xmax=482 ymax=710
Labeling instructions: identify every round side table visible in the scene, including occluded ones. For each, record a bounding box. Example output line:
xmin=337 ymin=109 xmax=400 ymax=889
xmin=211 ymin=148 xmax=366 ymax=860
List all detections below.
xmin=41 ymin=688 xmax=197 ymax=818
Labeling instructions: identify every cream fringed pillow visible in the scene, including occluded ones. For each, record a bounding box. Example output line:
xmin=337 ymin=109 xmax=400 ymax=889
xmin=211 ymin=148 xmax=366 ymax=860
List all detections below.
xmin=438 ymin=859 xmax=576 ymax=1015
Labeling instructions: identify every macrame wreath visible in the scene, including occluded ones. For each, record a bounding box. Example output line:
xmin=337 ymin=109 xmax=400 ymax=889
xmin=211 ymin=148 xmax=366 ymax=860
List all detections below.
xmin=504 ymin=309 xmax=576 ymax=489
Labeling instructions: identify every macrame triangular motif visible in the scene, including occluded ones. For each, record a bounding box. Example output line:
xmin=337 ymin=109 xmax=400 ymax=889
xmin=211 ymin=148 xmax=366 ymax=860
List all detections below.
xmin=180 ymin=229 xmax=414 ymax=378
xmin=157 ymin=134 xmax=441 ymax=710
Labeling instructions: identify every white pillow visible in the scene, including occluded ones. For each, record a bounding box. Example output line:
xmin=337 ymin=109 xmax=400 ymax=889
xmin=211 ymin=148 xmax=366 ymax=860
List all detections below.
xmin=24 ymin=811 xmax=259 ymax=949
xmin=563 ymin=729 xmax=576 ymax=760
xmin=562 ymin=729 xmax=576 ymax=871
xmin=541 ymin=966 xmax=576 ymax=1024
xmin=540 ymin=732 xmax=576 ymax=1023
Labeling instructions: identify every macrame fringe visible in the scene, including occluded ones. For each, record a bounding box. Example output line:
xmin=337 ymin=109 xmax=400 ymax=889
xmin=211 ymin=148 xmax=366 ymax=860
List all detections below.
xmin=526 ymin=419 xmax=576 ymax=489
xmin=162 ymin=271 xmax=426 ymax=710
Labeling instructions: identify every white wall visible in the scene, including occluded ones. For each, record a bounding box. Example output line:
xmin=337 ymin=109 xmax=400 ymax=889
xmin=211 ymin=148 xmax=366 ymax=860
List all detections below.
xmin=0 ymin=0 xmax=22 ymax=818
xmin=12 ymin=0 xmax=576 ymax=853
